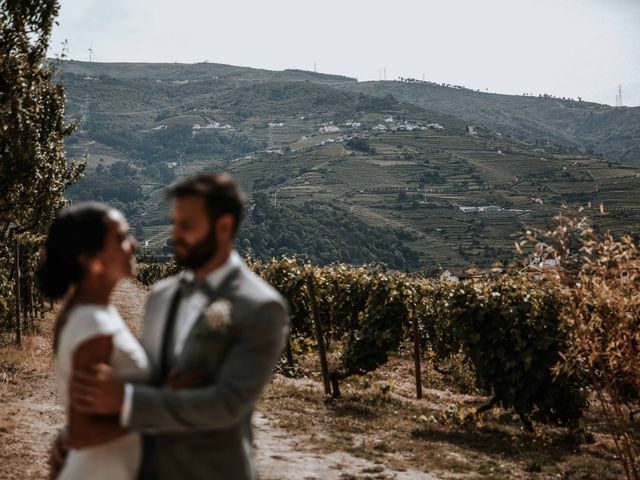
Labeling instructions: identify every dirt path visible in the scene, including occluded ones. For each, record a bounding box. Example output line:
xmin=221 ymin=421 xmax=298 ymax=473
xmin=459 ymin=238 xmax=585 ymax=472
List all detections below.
xmin=253 ymin=412 xmax=437 ymax=480
xmin=1 ymin=280 xmax=436 ymax=479
xmin=0 ymin=306 xmax=63 ymax=479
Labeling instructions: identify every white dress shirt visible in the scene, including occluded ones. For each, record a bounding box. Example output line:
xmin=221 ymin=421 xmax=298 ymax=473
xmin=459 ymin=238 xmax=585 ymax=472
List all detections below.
xmin=120 ymin=251 xmax=242 ymax=426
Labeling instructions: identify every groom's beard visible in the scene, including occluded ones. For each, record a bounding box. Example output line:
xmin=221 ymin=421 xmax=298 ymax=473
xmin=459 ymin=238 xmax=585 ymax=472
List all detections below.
xmin=174 ymin=228 xmax=218 ymax=270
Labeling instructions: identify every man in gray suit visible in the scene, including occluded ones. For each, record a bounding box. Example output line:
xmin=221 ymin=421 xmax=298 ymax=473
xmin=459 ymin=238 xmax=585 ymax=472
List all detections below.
xmin=70 ymin=173 xmax=290 ymax=479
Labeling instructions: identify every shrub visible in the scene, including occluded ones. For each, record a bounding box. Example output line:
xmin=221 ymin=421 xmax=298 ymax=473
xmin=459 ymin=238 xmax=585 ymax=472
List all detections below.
xmin=443 ymin=277 xmax=587 ymax=428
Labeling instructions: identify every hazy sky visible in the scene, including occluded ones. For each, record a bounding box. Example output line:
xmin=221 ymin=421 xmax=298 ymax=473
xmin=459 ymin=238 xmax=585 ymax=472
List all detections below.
xmin=49 ymin=0 xmax=640 ymax=106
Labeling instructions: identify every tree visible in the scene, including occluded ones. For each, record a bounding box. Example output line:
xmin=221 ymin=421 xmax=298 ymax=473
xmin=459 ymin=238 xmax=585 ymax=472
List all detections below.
xmin=0 ymin=0 xmax=84 ymax=331
xmin=1 ymin=0 xmax=84 ymax=236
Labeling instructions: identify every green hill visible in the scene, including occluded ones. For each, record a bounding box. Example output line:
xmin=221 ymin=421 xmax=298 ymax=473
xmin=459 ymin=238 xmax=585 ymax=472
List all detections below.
xmin=339 ymin=80 xmax=640 ymax=166
xmin=57 ymin=61 xmax=640 ymax=273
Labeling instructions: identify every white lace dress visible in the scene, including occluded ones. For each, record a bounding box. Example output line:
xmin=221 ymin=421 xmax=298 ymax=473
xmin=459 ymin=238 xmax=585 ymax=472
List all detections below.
xmin=55 ymin=305 xmax=150 ymax=480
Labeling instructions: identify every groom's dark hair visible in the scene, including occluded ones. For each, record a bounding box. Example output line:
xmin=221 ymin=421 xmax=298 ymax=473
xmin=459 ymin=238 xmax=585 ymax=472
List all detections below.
xmin=167 ymin=173 xmax=246 ymax=235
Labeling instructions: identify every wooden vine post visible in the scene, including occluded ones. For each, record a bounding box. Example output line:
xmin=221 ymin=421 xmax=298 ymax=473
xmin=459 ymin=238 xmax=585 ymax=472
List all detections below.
xmin=15 ymin=238 xmax=21 ymax=347
xmin=307 ymin=274 xmax=331 ymax=396
xmin=412 ymin=314 xmax=422 ymax=399
xmin=285 ymin=338 xmax=295 ymax=369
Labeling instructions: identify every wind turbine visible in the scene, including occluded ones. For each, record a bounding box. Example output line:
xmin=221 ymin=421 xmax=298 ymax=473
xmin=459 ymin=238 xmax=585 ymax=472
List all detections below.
xmin=88 ymin=41 xmax=95 ymax=62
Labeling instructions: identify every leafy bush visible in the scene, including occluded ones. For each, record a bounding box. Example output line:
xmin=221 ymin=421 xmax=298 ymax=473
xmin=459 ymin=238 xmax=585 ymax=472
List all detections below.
xmin=444 ymin=278 xmax=587 ymax=427
xmin=528 ymin=216 xmax=640 ymax=478
xmin=136 ymin=255 xmax=589 ymax=427
xmin=345 ymin=137 xmax=375 ymax=154
xmin=136 ymin=261 xmax=180 ymax=286
xmin=339 ymin=273 xmax=411 ymax=375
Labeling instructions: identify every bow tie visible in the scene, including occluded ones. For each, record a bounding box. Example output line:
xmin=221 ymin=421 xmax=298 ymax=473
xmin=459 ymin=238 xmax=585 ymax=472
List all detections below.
xmin=179 ymin=277 xmax=215 ymax=297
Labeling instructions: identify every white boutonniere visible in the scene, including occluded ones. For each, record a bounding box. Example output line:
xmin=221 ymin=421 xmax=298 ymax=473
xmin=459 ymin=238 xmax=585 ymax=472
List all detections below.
xmin=203 ymin=299 xmax=233 ymax=332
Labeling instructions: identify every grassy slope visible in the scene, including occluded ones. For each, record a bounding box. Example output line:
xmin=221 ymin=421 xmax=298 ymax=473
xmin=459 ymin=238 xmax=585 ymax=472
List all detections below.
xmin=341 ymin=81 xmax=640 ymax=166
xmin=57 ymin=61 xmax=640 ymax=272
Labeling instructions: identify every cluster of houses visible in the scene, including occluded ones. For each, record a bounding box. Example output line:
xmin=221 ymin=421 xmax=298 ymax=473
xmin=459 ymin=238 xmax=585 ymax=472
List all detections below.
xmin=441 ymin=257 xmax=640 ymax=282
xmin=369 ymin=117 xmax=445 ymax=133
xmin=192 ymin=122 xmax=233 ymax=134
xmin=440 ymin=260 xmax=559 ymax=282
xmin=458 ymin=205 xmax=529 ymax=218
xmin=314 ymin=117 xmax=446 ymax=135
xmin=318 ymin=124 xmax=341 ymax=134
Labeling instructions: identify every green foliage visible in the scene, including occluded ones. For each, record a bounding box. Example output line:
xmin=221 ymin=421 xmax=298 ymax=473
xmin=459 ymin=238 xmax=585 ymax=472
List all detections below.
xmin=341 ymin=273 xmax=411 ymax=375
xmin=68 ymin=163 xmax=143 ymax=203
xmin=418 ymin=280 xmax=463 ymax=358
xmin=251 ymin=257 xmax=412 ymax=379
xmin=136 ymin=261 xmax=180 ymax=286
xmin=0 ymin=1 xmax=84 ymax=235
xmin=345 ymin=137 xmax=375 ymax=154
xmin=0 ymin=0 xmax=84 ymax=331
xmin=443 ymin=278 xmax=587 ymax=425
xmin=248 ymin=256 xmax=313 ymax=337
xmin=239 ymin=198 xmax=421 ymax=270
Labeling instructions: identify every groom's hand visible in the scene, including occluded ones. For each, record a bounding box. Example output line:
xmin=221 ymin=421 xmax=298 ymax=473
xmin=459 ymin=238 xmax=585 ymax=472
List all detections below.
xmin=70 ymin=363 xmax=124 ymax=415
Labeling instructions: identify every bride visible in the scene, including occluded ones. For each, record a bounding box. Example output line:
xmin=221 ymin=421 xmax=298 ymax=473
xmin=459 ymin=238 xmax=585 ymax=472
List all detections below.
xmin=38 ymin=202 xmax=149 ymax=480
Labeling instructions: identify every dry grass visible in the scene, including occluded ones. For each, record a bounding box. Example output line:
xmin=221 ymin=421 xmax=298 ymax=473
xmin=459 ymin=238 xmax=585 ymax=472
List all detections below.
xmin=0 ymin=302 xmax=61 ymax=480
xmin=259 ymin=349 xmax=626 ymax=479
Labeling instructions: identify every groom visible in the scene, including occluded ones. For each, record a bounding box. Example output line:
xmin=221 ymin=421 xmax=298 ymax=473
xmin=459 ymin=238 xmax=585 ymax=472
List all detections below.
xmin=70 ymin=173 xmax=289 ymax=479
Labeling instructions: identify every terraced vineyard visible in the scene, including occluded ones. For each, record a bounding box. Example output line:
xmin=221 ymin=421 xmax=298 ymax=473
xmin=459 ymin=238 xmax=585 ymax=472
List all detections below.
xmin=58 ymin=61 xmax=640 ymax=272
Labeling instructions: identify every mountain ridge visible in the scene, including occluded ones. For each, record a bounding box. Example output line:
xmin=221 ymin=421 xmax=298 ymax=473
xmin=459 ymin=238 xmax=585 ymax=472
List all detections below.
xmin=338 ymin=80 xmax=640 ymax=165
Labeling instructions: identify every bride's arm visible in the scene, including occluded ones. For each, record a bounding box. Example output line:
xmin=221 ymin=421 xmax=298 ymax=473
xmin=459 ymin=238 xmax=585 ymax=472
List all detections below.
xmin=68 ymin=335 xmax=128 ymax=449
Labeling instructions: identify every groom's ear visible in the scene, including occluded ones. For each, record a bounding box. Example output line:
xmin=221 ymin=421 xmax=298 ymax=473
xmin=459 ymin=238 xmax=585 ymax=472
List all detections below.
xmin=215 ymin=214 xmax=235 ymax=242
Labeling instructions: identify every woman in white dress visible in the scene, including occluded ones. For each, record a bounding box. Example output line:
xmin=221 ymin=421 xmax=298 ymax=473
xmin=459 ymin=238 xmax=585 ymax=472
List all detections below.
xmin=38 ymin=202 xmax=150 ymax=480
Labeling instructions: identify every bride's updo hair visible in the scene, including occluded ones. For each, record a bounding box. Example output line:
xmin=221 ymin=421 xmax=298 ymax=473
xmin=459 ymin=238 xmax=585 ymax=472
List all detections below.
xmin=37 ymin=202 xmax=114 ymax=300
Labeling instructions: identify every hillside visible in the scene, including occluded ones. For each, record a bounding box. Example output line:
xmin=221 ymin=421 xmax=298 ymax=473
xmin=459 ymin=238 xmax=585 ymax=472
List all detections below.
xmin=57 ymin=61 xmax=640 ymax=273
xmin=55 ymin=59 xmax=356 ymax=84
xmin=340 ymin=80 xmax=640 ymax=166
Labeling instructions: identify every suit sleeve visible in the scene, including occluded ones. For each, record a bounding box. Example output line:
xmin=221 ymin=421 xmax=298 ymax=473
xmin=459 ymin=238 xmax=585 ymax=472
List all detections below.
xmin=127 ymin=300 xmax=289 ymax=433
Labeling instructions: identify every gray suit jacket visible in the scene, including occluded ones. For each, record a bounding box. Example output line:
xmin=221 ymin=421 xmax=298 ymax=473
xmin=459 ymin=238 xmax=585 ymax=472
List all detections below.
xmin=130 ymin=258 xmax=289 ymax=480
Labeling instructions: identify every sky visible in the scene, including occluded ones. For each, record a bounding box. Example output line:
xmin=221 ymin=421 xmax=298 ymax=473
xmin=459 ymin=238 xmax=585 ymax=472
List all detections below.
xmin=48 ymin=0 xmax=640 ymax=106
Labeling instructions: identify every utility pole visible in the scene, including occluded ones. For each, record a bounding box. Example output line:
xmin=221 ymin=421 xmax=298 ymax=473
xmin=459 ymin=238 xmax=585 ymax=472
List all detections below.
xmin=267 ymin=124 xmax=273 ymax=149
xmin=616 ymin=85 xmax=624 ymax=107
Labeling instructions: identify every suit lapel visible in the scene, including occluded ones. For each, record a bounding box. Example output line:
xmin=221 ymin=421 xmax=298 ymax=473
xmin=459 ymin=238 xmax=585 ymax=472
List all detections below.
xmin=178 ymin=265 xmax=243 ymax=356
xmin=213 ymin=263 xmax=243 ymax=301
xmin=144 ymin=280 xmax=181 ymax=376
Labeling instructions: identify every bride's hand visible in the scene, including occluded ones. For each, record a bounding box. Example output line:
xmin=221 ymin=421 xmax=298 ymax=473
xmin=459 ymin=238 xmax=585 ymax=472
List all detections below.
xmin=164 ymin=369 xmax=206 ymax=389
